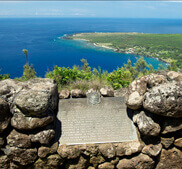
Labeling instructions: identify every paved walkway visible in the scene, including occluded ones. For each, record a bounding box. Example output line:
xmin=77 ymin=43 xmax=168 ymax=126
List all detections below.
xmin=57 ymin=97 xmax=138 ymax=145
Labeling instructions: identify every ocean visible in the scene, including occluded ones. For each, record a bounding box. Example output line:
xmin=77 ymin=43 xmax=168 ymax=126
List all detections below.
xmin=0 ymin=18 xmax=182 ymax=78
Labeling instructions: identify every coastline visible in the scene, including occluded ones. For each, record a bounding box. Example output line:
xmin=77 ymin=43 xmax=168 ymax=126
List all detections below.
xmin=63 ymin=33 xmax=169 ymax=65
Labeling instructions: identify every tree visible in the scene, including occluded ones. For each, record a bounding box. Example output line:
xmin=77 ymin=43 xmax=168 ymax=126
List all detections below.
xmin=22 ymin=49 xmax=28 ymax=63
xmin=81 ymin=58 xmax=91 ymax=72
xmin=134 ymin=57 xmax=148 ymax=76
xmin=22 ymin=63 xmax=36 ymax=81
xmin=167 ymin=60 xmax=178 ymax=72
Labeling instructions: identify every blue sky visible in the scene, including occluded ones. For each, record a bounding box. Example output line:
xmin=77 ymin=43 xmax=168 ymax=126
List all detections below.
xmin=0 ymin=1 xmax=182 ymax=19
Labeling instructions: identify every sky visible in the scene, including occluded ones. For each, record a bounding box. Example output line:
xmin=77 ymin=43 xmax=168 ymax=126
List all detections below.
xmin=0 ymin=1 xmax=182 ymax=19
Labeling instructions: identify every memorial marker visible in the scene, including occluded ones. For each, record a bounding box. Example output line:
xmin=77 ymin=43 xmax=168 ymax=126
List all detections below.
xmin=57 ymin=97 xmax=138 ymax=145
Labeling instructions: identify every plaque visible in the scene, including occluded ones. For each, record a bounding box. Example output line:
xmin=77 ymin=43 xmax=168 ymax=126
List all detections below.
xmin=87 ymin=92 xmax=101 ymax=105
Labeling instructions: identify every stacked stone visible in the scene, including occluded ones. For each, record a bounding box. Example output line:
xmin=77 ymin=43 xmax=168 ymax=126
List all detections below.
xmin=59 ymin=87 xmax=115 ymax=99
xmin=0 ymin=78 xmax=59 ymax=168
xmin=125 ymin=71 xmax=182 ymax=169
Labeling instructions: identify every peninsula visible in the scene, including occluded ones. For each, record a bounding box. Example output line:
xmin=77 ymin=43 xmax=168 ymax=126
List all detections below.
xmin=65 ymin=33 xmax=182 ymax=68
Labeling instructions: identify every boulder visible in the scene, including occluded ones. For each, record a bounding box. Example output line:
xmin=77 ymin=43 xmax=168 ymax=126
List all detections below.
xmin=167 ymin=71 xmax=182 ymax=82
xmin=38 ymin=142 xmax=58 ymax=158
xmin=0 ymin=98 xmax=11 ymax=133
xmin=59 ymin=90 xmax=70 ymax=99
xmin=100 ymin=87 xmax=114 ymax=97
xmin=114 ymin=88 xmax=127 ymax=97
xmin=143 ymin=82 xmax=182 ymax=118
xmin=115 ymin=141 xmax=143 ymax=157
xmin=161 ymin=117 xmax=182 ymax=134
xmin=99 ymin=143 xmax=116 ymax=159
xmin=57 ymin=144 xmax=80 ymax=159
xmin=156 ymin=147 xmax=182 ymax=169
xmin=71 ymin=89 xmax=86 ymax=98
xmin=116 ymin=153 xmax=155 ymax=169
xmin=0 ymin=137 xmax=4 ymax=148
xmin=90 ymin=154 xmax=105 ymax=168
xmin=47 ymin=154 xmax=63 ymax=168
xmin=13 ymin=90 xmax=51 ymax=117
xmin=146 ymin=74 xmax=166 ymax=88
xmin=98 ymin=162 xmax=114 ymax=169
xmin=128 ymin=77 xmax=147 ymax=96
xmin=133 ymin=110 xmax=161 ymax=136
xmin=0 ymin=79 xmax=22 ymax=104
xmin=142 ymin=144 xmax=162 ymax=157
xmin=11 ymin=113 xmax=54 ymax=130
xmin=79 ymin=144 xmax=98 ymax=156
xmin=125 ymin=91 xmax=143 ymax=110
xmin=29 ymin=129 xmax=55 ymax=145
xmin=161 ymin=137 xmax=174 ymax=149
xmin=22 ymin=78 xmax=58 ymax=111
xmin=0 ymin=155 xmax=9 ymax=169
xmin=7 ymin=129 xmax=31 ymax=148
xmin=65 ymin=156 xmax=88 ymax=169
xmin=174 ymin=138 xmax=182 ymax=148
xmin=5 ymin=146 xmax=37 ymax=166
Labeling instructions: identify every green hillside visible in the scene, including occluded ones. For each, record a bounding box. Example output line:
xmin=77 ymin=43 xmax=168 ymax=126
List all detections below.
xmin=70 ymin=33 xmax=182 ymax=68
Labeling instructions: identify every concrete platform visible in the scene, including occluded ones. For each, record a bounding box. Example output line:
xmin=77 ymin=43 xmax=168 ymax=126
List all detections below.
xmin=57 ymin=97 xmax=138 ymax=145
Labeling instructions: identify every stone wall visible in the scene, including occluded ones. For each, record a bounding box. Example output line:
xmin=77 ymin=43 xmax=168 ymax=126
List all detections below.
xmin=0 ymin=71 xmax=181 ymax=169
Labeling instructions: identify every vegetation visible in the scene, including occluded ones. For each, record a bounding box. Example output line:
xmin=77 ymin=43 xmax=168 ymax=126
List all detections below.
xmin=15 ymin=49 xmax=37 ymax=81
xmin=69 ymin=33 xmax=182 ymax=68
xmin=0 ymin=71 xmax=10 ymax=81
xmin=46 ymin=57 xmax=173 ymax=90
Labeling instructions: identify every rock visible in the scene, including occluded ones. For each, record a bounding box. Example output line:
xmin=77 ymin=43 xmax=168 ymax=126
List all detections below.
xmin=111 ymin=157 xmax=120 ymax=165
xmin=30 ymin=129 xmax=55 ymax=145
xmin=79 ymin=144 xmax=98 ymax=156
xmin=57 ymin=144 xmax=80 ymax=159
xmin=143 ymin=82 xmax=182 ymax=118
xmin=167 ymin=71 xmax=182 ymax=82
xmin=114 ymin=88 xmax=127 ymax=97
xmin=88 ymin=167 xmax=95 ymax=169
xmin=38 ymin=142 xmax=58 ymax=158
xmin=116 ymin=153 xmax=155 ymax=169
xmin=14 ymin=90 xmax=51 ymax=117
xmin=90 ymin=154 xmax=105 ymax=168
xmin=161 ymin=137 xmax=174 ymax=149
xmin=128 ymin=77 xmax=147 ymax=96
xmin=86 ymin=88 xmax=98 ymax=95
xmin=100 ymin=87 xmax=114 ymax=97
xmin=71 ymin=89 xmax=86 ymax=98
xmin=142 ymin=144 xmax=162 ymax=156
xmin=161 ymin=117 xmax=182 ymax=134
xmin=98 ymin=162 xmax=114 ymax=169
xmin=47 ymin=154 xmax=63 ymax=168
xmin=0 ymin=79 xmax=22 ymax=104
xmin=11 ymin=113 xmax=54 ymax=130
xmin=5 ymin=146 xmax=37 ymax=166
xmin=0 ymin=137 xmax=4 ymax=148
xmin=133 ymin=110 xmax=161 ymax=136
xmin=174 ymin=138 xmax=182 ymax=148
xmin=99 ymin=143 xmax=116 ymax=158
xmin=146 ymin=74 xmax=166 ymax=88
xmin=156 ymin=147 xmax=182 ymax=169
xmin=22 ymin=78 xmax=58 ymax=111
xmin=125 ymin=91 xmax=143 ymax=110
xmin=115 ymin=141 xmax=143 ymax=157
xmin=65 ymin=156 xmax=88 ymax=169
xmin=0 ymin=98 xmax=11 ymax=133
xmin=7 ymin=129 xmax=31 ymax=148
xmin=59 ymin=90 xmax=70 ymax=99
xmin=0 ymin=155 xmax=9 ymax=169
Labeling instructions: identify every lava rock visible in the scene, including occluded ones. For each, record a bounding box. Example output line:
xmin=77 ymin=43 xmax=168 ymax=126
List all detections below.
xmin=0 ymin=98 xmax=11 ymax=133
xmin=143 ymin=82 xmax=182 ymax=118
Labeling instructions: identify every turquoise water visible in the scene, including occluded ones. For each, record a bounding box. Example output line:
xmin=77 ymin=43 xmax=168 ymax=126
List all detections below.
xmin=0 ymin=18 xmax=181 ymax=78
